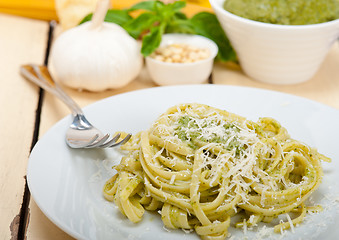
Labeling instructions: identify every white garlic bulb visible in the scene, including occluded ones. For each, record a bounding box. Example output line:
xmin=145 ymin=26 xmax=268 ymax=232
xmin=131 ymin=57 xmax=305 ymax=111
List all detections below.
xmin=49 ymin=0 xmax=143 ymax=91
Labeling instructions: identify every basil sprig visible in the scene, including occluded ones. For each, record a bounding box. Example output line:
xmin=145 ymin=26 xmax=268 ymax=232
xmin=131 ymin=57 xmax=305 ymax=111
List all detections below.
xmin=80 ymin=0 xmax=236 ymax=62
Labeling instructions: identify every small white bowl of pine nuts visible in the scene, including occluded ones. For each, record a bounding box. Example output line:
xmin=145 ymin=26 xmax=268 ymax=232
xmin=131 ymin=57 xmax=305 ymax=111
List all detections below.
xmin=145 ymin=34 xmax=218 ymax=85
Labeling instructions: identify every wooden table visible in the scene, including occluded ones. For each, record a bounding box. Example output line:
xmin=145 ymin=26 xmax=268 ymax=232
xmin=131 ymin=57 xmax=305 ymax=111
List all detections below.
xmin=1 ymin=13 xmax=339 ymax=240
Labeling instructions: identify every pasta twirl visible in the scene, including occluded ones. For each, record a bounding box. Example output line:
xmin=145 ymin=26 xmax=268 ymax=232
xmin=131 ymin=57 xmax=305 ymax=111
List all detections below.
xmin=103 ymin=103 xmax=330 ymax=239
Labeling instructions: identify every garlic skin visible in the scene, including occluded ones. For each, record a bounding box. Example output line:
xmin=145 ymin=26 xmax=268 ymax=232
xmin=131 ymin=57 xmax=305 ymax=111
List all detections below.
xmin=50 ymin=21 xmax=143 ymax=91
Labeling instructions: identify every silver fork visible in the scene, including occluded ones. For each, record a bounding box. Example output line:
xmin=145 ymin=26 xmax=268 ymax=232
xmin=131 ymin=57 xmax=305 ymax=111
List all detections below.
xmin=20 ymin=64 xmax=131 ymax=148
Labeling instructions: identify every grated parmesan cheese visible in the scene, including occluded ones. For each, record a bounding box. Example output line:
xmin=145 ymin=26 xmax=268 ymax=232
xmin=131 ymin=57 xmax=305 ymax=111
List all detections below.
xmin=285 ymin=213 xmax=295 ymax=233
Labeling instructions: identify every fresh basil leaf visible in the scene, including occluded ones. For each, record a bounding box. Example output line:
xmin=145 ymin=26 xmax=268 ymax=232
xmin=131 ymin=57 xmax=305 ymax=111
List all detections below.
xmin=169 ymin=1 xmax=186 ymax=12
xmin=190 ymin=12 xmax=237 ymax=62
xmin=158 ymin=2 xmax=178 ymax=20
xmin=174 ymin=12 xmax=188 ymax=20
xmin=123 ymin=12 xmax=159 ymax=39
xmin=105 ymin=9 xmax=133 ymax=25
xmin=129 ymin=0 xmax=163 ymax=12
xmin=166 ymin=19 xmax=195 ymax=34
xmin=79 ymin=9 xmax=132 ymax=26
xmin=156 ymin=1 xmax=186 ymax=26
xmin=141 ymin=23 xmax=165 ymax=56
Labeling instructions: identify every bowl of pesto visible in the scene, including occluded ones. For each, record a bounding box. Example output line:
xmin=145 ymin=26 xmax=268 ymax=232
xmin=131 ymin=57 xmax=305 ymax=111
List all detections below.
xmin=209 ymin=0 xmax=339 ymax=84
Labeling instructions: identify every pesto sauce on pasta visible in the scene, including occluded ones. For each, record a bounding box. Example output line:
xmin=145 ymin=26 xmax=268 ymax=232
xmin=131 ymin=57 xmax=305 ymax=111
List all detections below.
xmin=174 ymin=115 xmax=243 ymax=153
xmin=103 ymin=103 xmax=330 ymax=239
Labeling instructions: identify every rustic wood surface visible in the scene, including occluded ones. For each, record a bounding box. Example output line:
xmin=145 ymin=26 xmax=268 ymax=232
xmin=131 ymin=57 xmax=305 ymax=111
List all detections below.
xmin=0 ymin=14 xmax=48 ymax=239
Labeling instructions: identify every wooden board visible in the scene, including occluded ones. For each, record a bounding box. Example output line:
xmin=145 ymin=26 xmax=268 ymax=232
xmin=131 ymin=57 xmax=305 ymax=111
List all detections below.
xmin=0 ymin=14 xmax=48 ymax=239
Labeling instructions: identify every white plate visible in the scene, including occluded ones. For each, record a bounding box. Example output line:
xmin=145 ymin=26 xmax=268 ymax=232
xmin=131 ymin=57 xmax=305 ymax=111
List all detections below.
xmin=28 ymin=85 xmax=339 ymax=240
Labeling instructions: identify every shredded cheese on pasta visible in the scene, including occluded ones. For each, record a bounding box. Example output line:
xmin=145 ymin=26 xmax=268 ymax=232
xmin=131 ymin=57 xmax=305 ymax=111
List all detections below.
xmin=103 ymin=103 xmax=330 ymax=239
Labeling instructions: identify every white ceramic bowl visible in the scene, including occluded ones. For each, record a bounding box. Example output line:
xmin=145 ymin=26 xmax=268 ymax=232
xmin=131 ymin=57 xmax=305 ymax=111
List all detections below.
xmin=210 ymin=0 xmax=339 ymax=84
xmin=145 ymin=34 xmax=218 ymax=86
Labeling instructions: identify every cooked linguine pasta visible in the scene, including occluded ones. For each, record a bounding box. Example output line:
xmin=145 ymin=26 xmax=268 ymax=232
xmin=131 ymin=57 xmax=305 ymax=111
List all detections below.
xmin=103 ymin=103 xmax=330 ymax=239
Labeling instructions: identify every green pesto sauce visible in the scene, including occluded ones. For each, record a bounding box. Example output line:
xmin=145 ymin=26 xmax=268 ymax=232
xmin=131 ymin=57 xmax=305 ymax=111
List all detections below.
xmin=174 ymin=115 xmax=243 ymax=154
xmin=223 ymin=0 xmax=339 ymax=25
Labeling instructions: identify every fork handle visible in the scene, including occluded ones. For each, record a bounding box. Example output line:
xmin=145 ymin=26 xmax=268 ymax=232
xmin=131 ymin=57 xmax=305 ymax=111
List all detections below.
xmin=20 ymin=64 xmax=83 ymax=116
